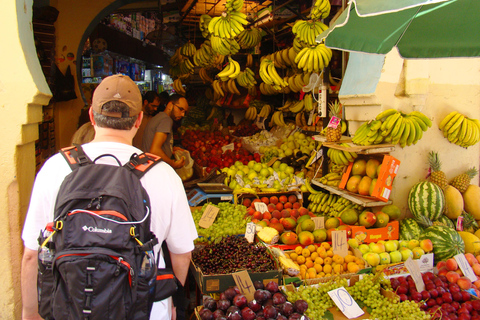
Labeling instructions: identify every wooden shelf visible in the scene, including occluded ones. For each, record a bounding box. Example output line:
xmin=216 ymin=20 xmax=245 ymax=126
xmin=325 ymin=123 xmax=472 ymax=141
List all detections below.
xmin=321 ymin=140 xmax=396 ymax=154
xmin=311 ymin=180 xmax=392 ymax=207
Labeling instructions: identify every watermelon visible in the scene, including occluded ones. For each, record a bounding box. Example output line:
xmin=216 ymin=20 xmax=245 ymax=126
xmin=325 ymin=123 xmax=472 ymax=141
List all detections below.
xmin=399 ymin=218 xmax=424 ymax=240
xmin=419 ymin=225 xmax=465 ymax=263
xmin=408 ymin=181 xmax=445 ymax=222
xmin=433 ymin=214 xmax=455 ymax=230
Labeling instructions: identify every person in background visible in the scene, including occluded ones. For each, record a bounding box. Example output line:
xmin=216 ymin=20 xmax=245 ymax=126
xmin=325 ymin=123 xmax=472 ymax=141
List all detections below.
xmin=142 ymin=94 xmax=189 ymax=169
xmin=71 ymin=121 xmax=95 ymax=145
xmin=133 ymin=91 xmax=160 ymax=149
xmin=154 ymin=91 xmax=170 ymax=115
xmin=21 ymin=74 xmax=197 ymax=320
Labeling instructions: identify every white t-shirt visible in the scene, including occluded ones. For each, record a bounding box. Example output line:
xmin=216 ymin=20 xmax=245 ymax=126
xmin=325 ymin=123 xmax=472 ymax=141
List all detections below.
xmin=22 ymin=141 xmax=198 ymax=320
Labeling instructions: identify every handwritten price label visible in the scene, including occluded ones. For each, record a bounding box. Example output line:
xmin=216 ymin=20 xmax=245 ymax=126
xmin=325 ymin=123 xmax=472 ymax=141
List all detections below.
xmin=455 ymin=254 xmax=477 ymax=282
xmin=198 ymin=205 xmax=220 ymax=229
xmin=332 ymin=230 xmax=348 ymax=257
xmin=245 ymin=222 xmax=256 ymax=243
xmin=254 ymin=202 xmax=269 ymax=213
xmin=232 ymin=270 xmax=255 ymax=302
xmin=328 ymin=287 xmax=364 ymax=318
xmin=312 ymin=217 xmax=324 ymax=229
xmin=405 ymin=257 xmax=425 ymax=292
xmin=221 ymin=143 xmax=235 ymax=153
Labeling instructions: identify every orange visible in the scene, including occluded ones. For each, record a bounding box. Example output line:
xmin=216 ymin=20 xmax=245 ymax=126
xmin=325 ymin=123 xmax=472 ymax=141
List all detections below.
xmin=307 ymin=268 xmax=317 ymax=279
xmin=323 ymin=264 xmax=332 ymax=274
xmin=307 ymin=245 xmax=316 ymax=253
xmin=305 ymin=258 xmax=314 ymax=269
xmin=348 ymin=262 xmax=360 ymax=273
xmin=319 ymin=271 xmax=326 ymax=278
xmin=321 ymin=242 xmax=331 ymax=250
xmin=333 ymin=255 xmax=344 ymax=265
xmin=318 ymin=247 xmax=328 ymax=259
xmin=297 ymin=255 xmax=306 ymax=265
xmin=324 ymin=257 xmax=333 ymax=265
xmin=302 ymin=248 xmax=311 ymax=258
xmin=326 ymin=250 xmax=334 ymax=257
xmin=314 ymin=263 xmax=323 ymax=273
xmin=295 ymin=246 xmax=303 ymax=255
xmin=345 ymin=255 xmax=356 ymax=263
xmin=334 ymin=264 xmax=343 ymax=274
xmin=310 ymin=252 xmax=319 ymax=261
xmin=314 ymin=257 xmax=324 ymax=265
xmin=289 ymin=252 xmax=298 ymax=261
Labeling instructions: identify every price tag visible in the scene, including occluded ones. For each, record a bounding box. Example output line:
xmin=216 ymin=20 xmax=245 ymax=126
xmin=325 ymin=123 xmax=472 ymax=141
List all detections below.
xmin=256 ymin=116 xmax=265 ymax=130
xmin=328 ymin=116 xmax=341 ymax=129
xmin=417 ymin=253 xmax=435 ymax=273
xmin=198 ymin=205 xmax=220 ymax=229
xmin=254 ymin=202 xmax=269 ymax=213
xmin=222 ymin=143 xmax=235 ymax=153
xmin=455 ymin=254 xmax=477 ymax=282
xmin=327 ymin=287 xmax=364 ymax=319
xmin=456 ymin=216 xmax=464 ymax=231
xmin=405 ymin=257 xmax=425 ymax=292
xmin=232 ymin=270 xmax=255 ymax=302
xmin=245 ymin=222 xmax=256 ymax=243
xmin=308 ymin=109 xmax=314 ymax=126
xmin=309 ymin=149 xmax=323 ymax=166
xmin=267 ymin=157 xmax=279 ymax=167
xmin=332 ymin=230 xmax=348 ymax=257
xmin=312 ymin=217 xmax=324 ymax=229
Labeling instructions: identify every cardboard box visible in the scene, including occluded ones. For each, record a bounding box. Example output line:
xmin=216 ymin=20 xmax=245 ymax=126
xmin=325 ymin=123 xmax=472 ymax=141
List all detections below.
xmin=350 ymin=220 xmax=399 ymax=243
xmin=339 ymin=154 xmax=400 ymax=202
xmin=190 ymin=247 xmax=283 ymax=294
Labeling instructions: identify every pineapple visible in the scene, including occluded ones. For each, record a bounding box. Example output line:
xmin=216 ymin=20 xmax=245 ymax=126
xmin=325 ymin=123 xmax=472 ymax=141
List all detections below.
xmin=450 ymin=167 xmax=478 ymax=193
xmin=326 ymin=100 xmax=342 ymax=142
xmin=428 ymin=151 xmax=448 ymax=190
xmin=461 ymin=211 xmax=479 ymax=233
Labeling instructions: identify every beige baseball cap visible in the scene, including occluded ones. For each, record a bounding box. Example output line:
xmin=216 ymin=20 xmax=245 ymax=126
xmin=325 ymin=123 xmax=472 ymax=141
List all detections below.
xmin=92 ymin=74 xmax=142 ymax=118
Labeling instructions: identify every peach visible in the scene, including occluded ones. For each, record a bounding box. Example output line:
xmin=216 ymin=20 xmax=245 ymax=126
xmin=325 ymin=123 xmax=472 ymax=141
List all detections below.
xmin=263 ymin=212 xmax=272 ymax=220
xmin=455 ymin=269 xmax=464 ymax=276
xmin=279 ymin=195 xmax=288 ymax=204
xmin=275 ymin=202 xmax=284 ymax=211
xmin=269 ymin=222 xmax=284 ymax=234
xmin=261 ymin=196 xmax=270 ymax=205
xmin=457 ymin=276 xmax=472 ymax=290
xmin=246 ymin=207 xmax=255 ymax=216
xmin=437 ymin=261 xmax=447 ymax=269
xmin=267 ymin=203 xmax=276 ymax=213
xmin=438 ymin=267 xmax=449 ymax=276
xmin=243 ymin=198 xmax=252 ymax=207
xmin=272 ymin=210 xmax=282 ymax=220
xmin=473 ymin=263 xmax=480 ymax=276
xmin=270 ymin=218 xmax=279 ymax=224
xmin=293 ymin=202 xmax=301 ymax=209
xmin=446 ymin=258 xmax=458 ymax=271
xmin=419 ymin=239 xmax=433 ymax=253
xmin=253 ymin=211 xmax=263 ymax=220
xmin=269 ymin=196 xmax=279 ymax=205
xmin=290 ymin=209 xmax=299 ymax=219
xmin=474 ymin=279 xmax=480 ymax=289
xmin=446 ymin=270 xmax=460 ymax=283
xmin=288 ymin=194 xmax=297 ymax=204
xmin=252 ymin=198 xmax=261 ymax=205
xmin=298 ymin=207 xmax=309 ymax=216
xmin=284 ymin=202 xmax=293 ymax=209
xmin=466 ymin=253 xmax=478 ymax=266
xmin=476 ymin=255 xmax=480 ymax=264
xmin=281 ymin=209 xmax=291 ymax=218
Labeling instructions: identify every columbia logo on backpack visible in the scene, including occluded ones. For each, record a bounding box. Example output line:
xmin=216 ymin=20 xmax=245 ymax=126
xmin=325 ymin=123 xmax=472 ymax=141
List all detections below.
xmin=37 ymin=145 xmax=179 ymax=320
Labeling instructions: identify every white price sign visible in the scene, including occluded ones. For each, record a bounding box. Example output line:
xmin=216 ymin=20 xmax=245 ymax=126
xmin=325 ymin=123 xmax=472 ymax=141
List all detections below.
xmin=455 ymin=254 xmax=477 ymax=282
xmin=405 ymin=257 xmax=425 ymax=292
xmin=245 ymin=222 xmax=256 ymax=243
xmin=328 ymin=287 xmax=364 ymax=319
xmin=254 ymin=202 xmax=269 ymax=213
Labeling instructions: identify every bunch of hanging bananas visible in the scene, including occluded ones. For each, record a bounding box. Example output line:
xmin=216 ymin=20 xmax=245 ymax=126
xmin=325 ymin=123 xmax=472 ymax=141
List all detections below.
xmin=169 ymin=48 xmax=183 ymax=67
xmin=198 ymin=68 xmax=214 ymax=84
xmin=439 ymin=111 xmax=480 ymax=148
xmin=287 ymin=73 xmax=311 ymax=93
xmin=293 ymin=37 xmax=307 ymax=53
xmin=180 ymin=41 xmax=196 ymax=57
xmin=327 ymin=145 xmax=358 ymax=166
xmin=224 ymin=78 xmax=241 ymax=95
xmin=178 ymin=58 xmax=195 ymax=75
xmin=329 ymin=163 xmax=348 ymax=174
xmin=225 ymin=0 xmax=244 ymax=12
xmin=353 ymin=109 xmax=432 ymax=147
xmin=199 ymin=14 xmax=212 ymax=38
xmin=259 ymin=59 xmax=288 ymax=90
xmin=258 ymin=104 xmax=272 ymax=118
xmin=292 ymin=20 xmax=329 ymax=46
xmin=173 ymin=79 xmax=186 ymax=96
xmin=244 ymin=106 xmax=258 ymax=121
xmin=263 ymin=48 xmax=297 ymax=69
xmin=259 ymin=82 xmax=291 ymax=95
xmin=271 ymin=111 xmax=287 ymax=126
xmin=295 ymin=112 xmax=308 ymax=128
xmin=236 ymin=67 xmax=256 ymax=88
xmin=245 ymin=53 xmax=253 ymax=68
xmin=310 ymin=0 xmax=331 ymax=20
xmin=236 ymin=28 xmax=263 ymax=49
xmin=307 ymin=192 xmax=339 ymax=216
xmin=208 ymin=12 xmax=248 ymax=39
xmin=328 ymin=199 xmax=363 ymax=218
xmin=216 ymin=57 xmax=241 ymax=80
xmin=295 ymin=43 xmax=332 ymax=73
xmin=210 ymin=36 xmax=240 ymax=56
xmin=193 ymin=41 xmax=222 ymax=68
xmin=211 ymin=80 xmax=225 ymax=99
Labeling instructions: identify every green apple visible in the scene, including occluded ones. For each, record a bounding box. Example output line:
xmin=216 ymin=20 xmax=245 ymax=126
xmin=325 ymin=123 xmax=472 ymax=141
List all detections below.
xmin=389 ymin=251 xmax=402 ymax=263
xmin=242 ymin=167 xmax=250 ymax=175
xmin=400 ymin=248 xmax=413 ymax=261
xmin=379 ymin=252 xmax=391 ymax=265
xmin=384 ymin=240 xmax=399 ymax=252
xmin=408 ymin=239 xmax=420 ymax=250
xmin=365 ymin=252 xmax=381 ymax=267
xmin=348 ymin=238 xmax=360 ymax=249
xmin=247 ymin=171 xmax=258 ymax=180
xmin=399 ymin=240 xmax=409 ymax=249
xmin=359 ymin=244 xmax=370 ymax=255
xmin=370 ymin=243 xmax=386 ymax=254
xmin=227 ymin=168 xmax=237 ymax=177
xmin=248 ymin=160 xmax=256 ymax=169
xmin=272 ymin=161 xmax=281 ymax=170
xmin=279 ymin=163 xmax=288 ymax=172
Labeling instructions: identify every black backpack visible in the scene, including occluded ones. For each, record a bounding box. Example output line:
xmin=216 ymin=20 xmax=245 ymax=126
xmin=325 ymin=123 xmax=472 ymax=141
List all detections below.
xmin=37 ymin=145 xmax=178 ymax=320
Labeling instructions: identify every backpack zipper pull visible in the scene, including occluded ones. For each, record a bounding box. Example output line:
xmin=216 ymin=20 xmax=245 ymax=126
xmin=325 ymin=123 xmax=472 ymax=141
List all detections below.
xmin=87 ymin=198 xmax=95 ymax=209
xmin=115 ymin=257 xmax=122 ymax=276
xmin=96 ymin=196 xmax=103 ymax=209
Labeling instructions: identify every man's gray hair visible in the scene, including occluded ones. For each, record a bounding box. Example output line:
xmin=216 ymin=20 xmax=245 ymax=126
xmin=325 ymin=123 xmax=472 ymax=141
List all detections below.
xmin=92 ymin=100 xmax=138 ymax=130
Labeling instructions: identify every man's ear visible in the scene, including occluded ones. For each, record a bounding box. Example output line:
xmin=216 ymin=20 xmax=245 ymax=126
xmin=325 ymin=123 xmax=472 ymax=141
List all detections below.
xmin=134 ymin=111 xmax=143 ymax=128
xmin=89 ymin=107 xmax=96 ymax=126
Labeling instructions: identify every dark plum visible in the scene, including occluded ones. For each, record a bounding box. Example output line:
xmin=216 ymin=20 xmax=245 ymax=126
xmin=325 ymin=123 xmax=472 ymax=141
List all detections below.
xmin=226 ymin=305 xmax=240 ymax=316
xmin=253 ymin=280 xmax=265 ymax=290
xmin=217 ymin=299 xmax=231 ymax=312
xmin=212 ymin=309 xmax=225 ymax=320
xmin=204 ymin=298 xmax=217 ymax=311
xmin=248 ymin=299 xmax=262 ymax=312
xmin=241 ymin=307 xmax=256 ymax=320
xmin=233 ymin=294 xmax=247 ymax=309
xmin=294 ymin=300 xmax=308 ymax=314
xmin=254 ymin=289 xmax=268 ymax=303
xmin=282 ymin=302 xmax=295 ymax=317
xmin=224 ymin=288 xmax=237 ymax=301
xmin=265 ymin=281 xmax=279 ymax=293
xmin=200 ymin=308 xmax=214 ymax=320
xmin=273 ymin=292 xmax=287 ymax=305
xmin=263 ymin=305 xmax=278 ymax=319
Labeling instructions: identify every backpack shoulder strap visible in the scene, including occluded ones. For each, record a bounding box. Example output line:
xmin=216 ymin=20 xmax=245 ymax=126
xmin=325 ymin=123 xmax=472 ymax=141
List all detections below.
xmin=60 ymin=144 xmax=93 ymax=170
xmin=125 ymin=152 xmax=162 ymax=179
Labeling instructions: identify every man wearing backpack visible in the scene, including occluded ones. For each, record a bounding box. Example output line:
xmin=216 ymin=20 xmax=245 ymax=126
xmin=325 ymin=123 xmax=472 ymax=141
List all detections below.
xmin=21 ymin=74 xmax=198 ymax=320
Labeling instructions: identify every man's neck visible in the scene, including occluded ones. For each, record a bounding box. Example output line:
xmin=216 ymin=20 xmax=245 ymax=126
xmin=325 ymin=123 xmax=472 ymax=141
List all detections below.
xmin=92 ymin=128 xmax=135 ymax=145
